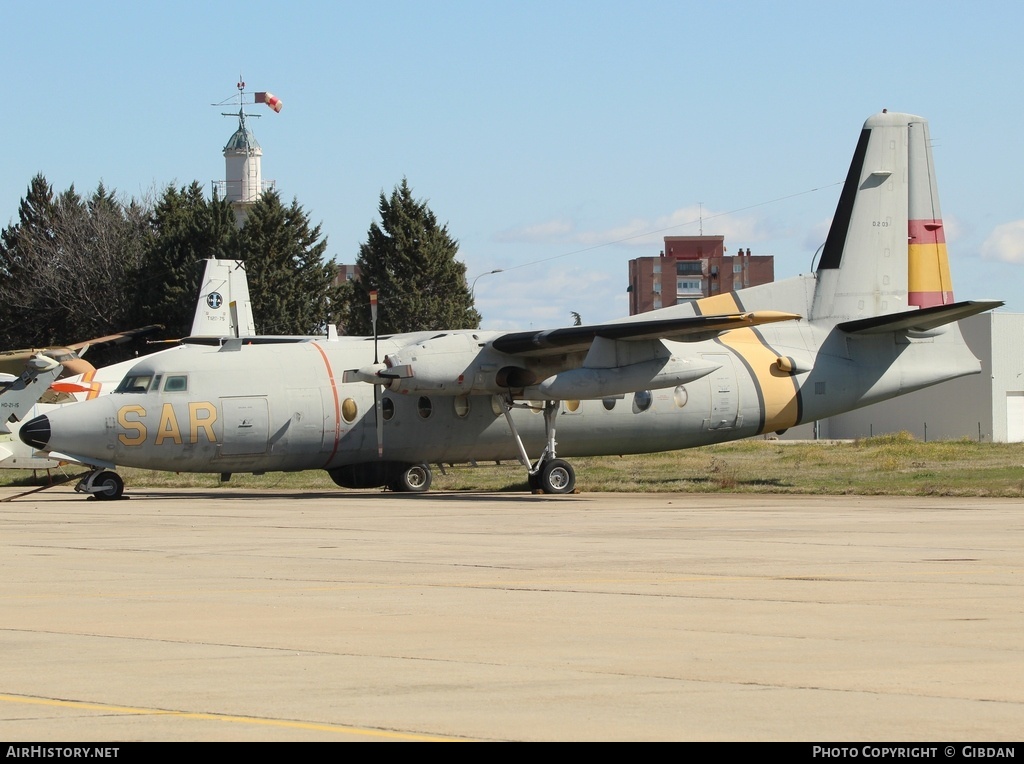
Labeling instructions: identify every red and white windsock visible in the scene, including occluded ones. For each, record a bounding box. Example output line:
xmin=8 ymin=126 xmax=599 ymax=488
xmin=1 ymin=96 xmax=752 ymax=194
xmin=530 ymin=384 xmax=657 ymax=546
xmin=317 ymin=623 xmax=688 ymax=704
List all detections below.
xmin=255 ymin=92 xmax=283 ymax=113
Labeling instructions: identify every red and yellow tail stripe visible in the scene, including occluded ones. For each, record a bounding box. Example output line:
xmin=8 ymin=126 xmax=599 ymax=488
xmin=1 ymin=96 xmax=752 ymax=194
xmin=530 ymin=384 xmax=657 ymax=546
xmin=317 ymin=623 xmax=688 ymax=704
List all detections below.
xmin=908 ymin=218 xmax=953 ymax=308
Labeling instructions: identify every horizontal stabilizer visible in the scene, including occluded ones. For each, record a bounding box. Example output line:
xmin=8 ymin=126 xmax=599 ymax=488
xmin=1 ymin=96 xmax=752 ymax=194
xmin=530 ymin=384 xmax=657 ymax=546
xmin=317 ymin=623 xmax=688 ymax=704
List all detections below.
xmin=491 ymin=311 xmax=800 ymax=356
xmin=837 ymin=300 xmax=1002 ymax=335
xmin=182 ymin=336 xmax=311 ymax=346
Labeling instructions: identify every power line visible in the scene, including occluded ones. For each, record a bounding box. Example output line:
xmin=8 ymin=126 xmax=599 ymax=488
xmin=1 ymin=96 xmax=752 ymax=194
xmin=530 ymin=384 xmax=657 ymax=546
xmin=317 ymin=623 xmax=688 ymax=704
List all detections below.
xmin=499 ymin=180 xmax=843 ymax=273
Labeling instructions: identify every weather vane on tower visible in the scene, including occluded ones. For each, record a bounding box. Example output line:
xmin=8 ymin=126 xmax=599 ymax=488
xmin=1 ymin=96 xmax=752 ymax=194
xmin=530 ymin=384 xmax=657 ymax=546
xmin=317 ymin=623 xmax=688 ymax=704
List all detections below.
xmin=212 ymin=77 xmax=282 ymax=225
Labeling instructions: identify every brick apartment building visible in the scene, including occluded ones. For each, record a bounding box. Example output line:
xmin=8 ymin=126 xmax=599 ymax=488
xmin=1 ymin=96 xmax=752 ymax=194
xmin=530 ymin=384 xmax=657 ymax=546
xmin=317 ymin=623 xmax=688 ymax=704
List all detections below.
xmin=627 ymin=235 xmax=774 ymax=314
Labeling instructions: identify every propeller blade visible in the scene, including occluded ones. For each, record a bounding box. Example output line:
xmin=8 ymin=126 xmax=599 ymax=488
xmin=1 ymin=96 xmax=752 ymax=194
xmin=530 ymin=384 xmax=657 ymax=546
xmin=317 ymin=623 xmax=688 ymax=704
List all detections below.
xmin=377 ymin=364 xmax=414 ymax=379
xmin=369 ymin=290 xmax=383 ymax=458
xmin=375 ymin=385 xmax=384 ymax=459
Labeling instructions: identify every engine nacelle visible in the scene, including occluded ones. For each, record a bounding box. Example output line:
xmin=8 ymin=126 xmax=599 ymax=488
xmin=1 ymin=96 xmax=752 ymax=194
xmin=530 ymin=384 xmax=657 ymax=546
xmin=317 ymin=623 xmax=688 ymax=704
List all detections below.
xmin=522 ymin=355 xmax=721 ymax=400
xmin=379 ymin=332 xmax=510 ymax=394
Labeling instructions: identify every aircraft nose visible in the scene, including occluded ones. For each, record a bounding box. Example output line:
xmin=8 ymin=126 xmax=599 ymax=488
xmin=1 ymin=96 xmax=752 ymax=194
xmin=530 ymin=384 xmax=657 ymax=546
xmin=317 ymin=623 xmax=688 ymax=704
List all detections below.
xmin=20 ymin=414 xmax=51 ymax=450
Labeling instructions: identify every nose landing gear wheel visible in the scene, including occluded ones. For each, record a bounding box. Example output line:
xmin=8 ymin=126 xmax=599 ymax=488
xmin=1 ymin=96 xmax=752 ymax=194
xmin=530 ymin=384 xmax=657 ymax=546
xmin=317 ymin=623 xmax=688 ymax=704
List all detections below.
xmin=92 ymin=471 xmax=124 ymax=500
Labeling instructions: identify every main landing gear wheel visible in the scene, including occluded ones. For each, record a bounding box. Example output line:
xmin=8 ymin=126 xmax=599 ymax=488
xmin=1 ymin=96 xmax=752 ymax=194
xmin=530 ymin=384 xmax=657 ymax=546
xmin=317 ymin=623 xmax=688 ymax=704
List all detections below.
xmin=92 ymin=471 xmax=124 ymax=501
xmin=538 ymin=459 xmax=575 ymax=495
xmin=498 ymin=396 xmax=577 ymax=495
xmin=389 ymin=463 xmax=432 ymax=493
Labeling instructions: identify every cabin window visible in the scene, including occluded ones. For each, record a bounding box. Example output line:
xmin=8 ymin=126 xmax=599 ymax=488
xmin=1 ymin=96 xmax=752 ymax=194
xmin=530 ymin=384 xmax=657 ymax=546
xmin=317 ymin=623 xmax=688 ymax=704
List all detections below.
xmin=381 ymin=397 xmax=395 ymax=421
xmin=453 ymin=395 xmax=470 ymax=418
xmin=163 ymin=375 xmax=187 ymax=392
xmin=633 ymin=390 xmax=653 ymax=413
xmin=341 ymin=398 xmax=358 ymax=423
xmin=602 ymin=397 xmax=617 ymax=411
xmin=673 ymin=385 xmax=688 ymax=408
xmin=417 ymin=396 xmax=433 ymax=419
xmin=565 ymin=400 xmax=580 ymax=413
xmin=115 ymin=374 xmax=156 ymax=393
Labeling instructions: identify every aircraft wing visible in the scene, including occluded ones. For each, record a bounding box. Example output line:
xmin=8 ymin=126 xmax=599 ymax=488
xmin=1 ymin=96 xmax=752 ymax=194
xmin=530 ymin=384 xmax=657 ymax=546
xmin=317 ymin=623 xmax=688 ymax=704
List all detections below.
xmin=490 ymin=310 xmax=800 ymax=356
xmin=68 ymin=325 xmax=164 ymax=352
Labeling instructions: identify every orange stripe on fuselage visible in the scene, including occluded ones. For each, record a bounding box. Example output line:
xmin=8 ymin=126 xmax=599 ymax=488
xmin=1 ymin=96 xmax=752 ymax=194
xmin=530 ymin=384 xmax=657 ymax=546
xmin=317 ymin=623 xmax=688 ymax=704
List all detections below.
xmin=310 ymin=343 xmax=342 ymax=467
xmin=694 ymin=293 xmax=801 ymax=434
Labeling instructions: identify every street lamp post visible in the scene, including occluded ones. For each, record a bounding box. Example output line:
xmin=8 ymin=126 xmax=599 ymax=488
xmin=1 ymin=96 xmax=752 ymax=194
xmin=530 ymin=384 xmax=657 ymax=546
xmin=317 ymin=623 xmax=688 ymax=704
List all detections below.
xmin=469 ymin=268 xmax=504 ymax=298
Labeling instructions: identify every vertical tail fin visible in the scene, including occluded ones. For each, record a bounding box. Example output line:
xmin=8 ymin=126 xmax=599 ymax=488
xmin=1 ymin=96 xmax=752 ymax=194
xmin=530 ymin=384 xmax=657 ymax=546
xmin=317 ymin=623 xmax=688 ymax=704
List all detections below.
xmin=0 ymin=355 xmax=62 ymax=433
xmin=907 ymin=119 xmax=954 ymax=308
xmin=811 ymin=111 xmax=954 ymax=322
xmin=190 ymin=259 xmax=257 ymax=337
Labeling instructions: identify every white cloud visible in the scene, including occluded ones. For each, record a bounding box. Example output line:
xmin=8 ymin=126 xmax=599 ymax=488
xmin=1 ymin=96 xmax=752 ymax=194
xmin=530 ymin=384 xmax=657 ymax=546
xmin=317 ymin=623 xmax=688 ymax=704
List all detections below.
xmin=498 ymin=204 xmax=771 ymax=253
xmin=981 ymin=221 xmax=1024 ymax=263
xmin=495 ymin=218 xmax=574 ymax=243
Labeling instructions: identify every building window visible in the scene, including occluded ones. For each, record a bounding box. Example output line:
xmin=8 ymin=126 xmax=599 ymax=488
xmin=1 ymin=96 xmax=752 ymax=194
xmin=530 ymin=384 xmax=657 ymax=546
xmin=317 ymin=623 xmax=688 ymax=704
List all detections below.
xmin=676 ymin=261 xmax=702 ymax=275
xmin=677 ymin=279 xmax=701 ymax=293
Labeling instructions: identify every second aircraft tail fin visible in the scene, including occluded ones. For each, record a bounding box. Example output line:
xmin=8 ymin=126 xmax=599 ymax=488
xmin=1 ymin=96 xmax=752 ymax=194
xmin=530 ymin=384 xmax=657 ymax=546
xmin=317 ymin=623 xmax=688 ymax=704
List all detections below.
xmin=190 ymin=259 xmax=257 ymax=338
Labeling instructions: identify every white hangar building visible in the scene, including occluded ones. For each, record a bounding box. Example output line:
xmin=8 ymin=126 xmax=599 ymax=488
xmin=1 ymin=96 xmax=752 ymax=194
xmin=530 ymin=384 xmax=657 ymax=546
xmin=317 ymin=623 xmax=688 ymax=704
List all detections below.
xmin=788 ymin=312 xmax=1024 ymax=443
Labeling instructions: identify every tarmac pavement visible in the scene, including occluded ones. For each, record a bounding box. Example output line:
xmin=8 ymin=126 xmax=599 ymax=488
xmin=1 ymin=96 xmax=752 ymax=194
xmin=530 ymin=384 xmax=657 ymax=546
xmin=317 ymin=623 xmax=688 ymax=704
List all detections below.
xmin=1 ymin=487 xmax=1021 ymax=741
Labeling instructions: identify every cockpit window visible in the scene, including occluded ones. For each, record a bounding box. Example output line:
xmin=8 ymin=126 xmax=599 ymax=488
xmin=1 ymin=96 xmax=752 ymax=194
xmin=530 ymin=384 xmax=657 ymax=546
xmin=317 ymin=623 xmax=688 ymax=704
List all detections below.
xmin=115 ymin=374 xmax=156 ymax=393
xmin=164 ymin=375 xmax=188 ymax=392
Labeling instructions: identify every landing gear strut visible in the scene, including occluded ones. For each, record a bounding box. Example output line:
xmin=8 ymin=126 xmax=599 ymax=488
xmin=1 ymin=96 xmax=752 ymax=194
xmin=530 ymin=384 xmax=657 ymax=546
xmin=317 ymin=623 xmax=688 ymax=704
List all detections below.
xmin=76 ymin=469 xmax=125 ymax=500
xmin=499 ymin=397 xmax=576 ymax=494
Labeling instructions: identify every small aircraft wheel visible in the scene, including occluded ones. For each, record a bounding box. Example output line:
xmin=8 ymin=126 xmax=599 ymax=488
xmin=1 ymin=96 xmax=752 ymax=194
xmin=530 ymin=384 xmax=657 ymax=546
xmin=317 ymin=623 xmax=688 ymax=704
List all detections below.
xmin=392 ymin=463 xmax=432 ymax=493
xmin=539 ymin=459 xmax=575 ymax=494
xmin=92 ymin=471 xmax=124 ymax=501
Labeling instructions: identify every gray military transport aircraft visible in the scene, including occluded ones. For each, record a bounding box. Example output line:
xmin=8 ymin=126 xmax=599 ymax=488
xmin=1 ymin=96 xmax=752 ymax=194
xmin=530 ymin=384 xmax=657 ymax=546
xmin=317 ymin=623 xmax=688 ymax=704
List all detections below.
xmin=20 ymin=111 xmax=1001 ymax=499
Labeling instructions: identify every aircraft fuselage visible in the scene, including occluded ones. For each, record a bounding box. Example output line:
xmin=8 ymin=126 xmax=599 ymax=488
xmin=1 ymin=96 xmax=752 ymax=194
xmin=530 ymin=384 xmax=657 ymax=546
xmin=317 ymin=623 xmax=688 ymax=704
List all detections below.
xmin=22 ymin=313 xmax=980 ymax=476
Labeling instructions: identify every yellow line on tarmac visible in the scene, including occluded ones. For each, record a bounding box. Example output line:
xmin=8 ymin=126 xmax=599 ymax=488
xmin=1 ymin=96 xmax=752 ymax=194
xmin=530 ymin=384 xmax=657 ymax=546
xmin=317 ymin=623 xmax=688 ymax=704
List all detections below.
xmin=0 ymin=694 xmax=463 ymax=741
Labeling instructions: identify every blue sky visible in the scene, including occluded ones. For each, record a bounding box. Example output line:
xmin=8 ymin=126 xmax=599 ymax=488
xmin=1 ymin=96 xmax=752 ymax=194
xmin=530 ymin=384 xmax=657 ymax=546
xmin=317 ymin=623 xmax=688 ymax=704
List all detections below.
xmin=4 ymin=1 xmax=1023 ymax=330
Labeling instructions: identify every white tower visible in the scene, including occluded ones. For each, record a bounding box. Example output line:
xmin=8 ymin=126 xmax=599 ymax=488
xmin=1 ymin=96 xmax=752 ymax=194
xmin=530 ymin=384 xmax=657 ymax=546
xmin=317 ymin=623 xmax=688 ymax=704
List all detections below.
xmin=223 ymin=109 xmax=263 ymax=225
xmin=214 ymin=80 xmax=276 ymax=227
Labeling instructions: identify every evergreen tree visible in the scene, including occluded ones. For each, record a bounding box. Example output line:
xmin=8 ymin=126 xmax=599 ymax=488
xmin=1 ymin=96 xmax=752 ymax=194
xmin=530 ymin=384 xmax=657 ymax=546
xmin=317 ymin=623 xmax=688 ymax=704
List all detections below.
xmin=0 ymin=176 xmax=149 ymax=362
xmin=135 ymin=182 xmax=236 ymax=337
xmin=341 ymin=178 xmax=478 ymax=335
xmin=235 ymin=190 xmax=341 ymax=335
xmin=0 ymin=174 xmax=60 ymax=346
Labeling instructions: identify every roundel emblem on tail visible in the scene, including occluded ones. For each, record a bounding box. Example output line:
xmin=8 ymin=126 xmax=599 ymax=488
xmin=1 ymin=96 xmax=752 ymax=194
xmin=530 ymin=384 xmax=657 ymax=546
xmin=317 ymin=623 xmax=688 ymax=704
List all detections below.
xmin=207 ymin=292 xmax=223 ymax=309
